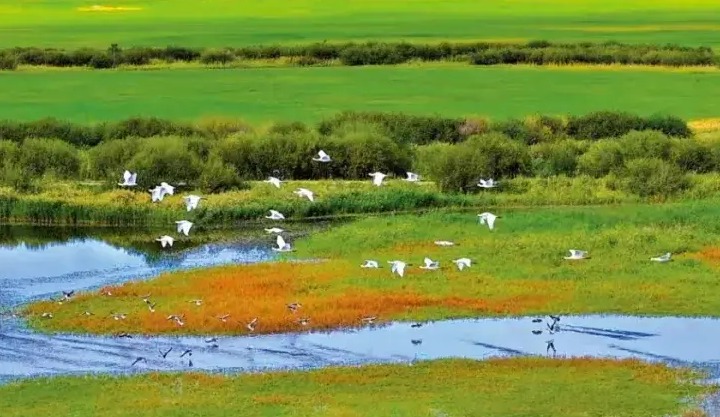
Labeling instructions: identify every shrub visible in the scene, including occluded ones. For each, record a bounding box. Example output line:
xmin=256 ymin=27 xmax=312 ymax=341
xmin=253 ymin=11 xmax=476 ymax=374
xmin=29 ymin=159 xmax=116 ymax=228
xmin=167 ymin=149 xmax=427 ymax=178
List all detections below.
xmin=199 ymin=155 xmax=244 ymax=193
xmin=18 ymin=138 xmax=81 ymax=178
xmin=88 ymin=138 xmax=142 ymax=179
xmin=127 ymin=136 xmax=204 ymax=186
xmin=195 ymin=117 xmax=252 ymax=139
xmin=0 ymin=53 xmax=17 ymax=70
xmin=530 ymin=140 xmax=586 ymax=177
xmin=621 ymin=158 xmax=689 ymax=197
xmin=0 ymin=140 xmax=19 ymax=169
xmin=326 ymin=127 xmax=412 ymax=178
xmin=567 ymin=111 xmax=645 ymax=139
xmin=617 ymin=130 xmax=673 ymax=160
xmin=670 ymin=139 xmax=715 ymax=173
xmin=644 ymin=114 xmax=692 ymax=137
xmin=200 ymin=49 xmax=234 ymax=65
xmin=577 ymin=140 xmax=625 ymax=177
xmin=89 ymin=53 xmax=114 ymax=69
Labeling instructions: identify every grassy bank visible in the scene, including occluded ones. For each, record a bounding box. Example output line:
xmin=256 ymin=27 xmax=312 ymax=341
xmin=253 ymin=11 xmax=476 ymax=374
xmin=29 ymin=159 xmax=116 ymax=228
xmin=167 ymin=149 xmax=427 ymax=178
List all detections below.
xmin=0 ymin=358 xmax=708 ymax=417
xmin=2 ymin=64 xmax=720 ymax=122
xmin=25 ymin=199 xmax=720 ymax=335
xmin=3 ymin=175 xmax=720 ymax=227
xmin=2 ymin=0 xmax=720 ymax=48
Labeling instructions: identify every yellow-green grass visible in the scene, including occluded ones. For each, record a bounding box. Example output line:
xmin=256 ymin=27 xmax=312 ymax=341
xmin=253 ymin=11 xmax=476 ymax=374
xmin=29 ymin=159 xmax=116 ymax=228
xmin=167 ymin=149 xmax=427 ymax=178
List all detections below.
xmin=2 ymin=64 xmax=719 ymax=123
xmin=0 ymin=358 xmax=710 ymax=417
xmin=2 ymin=0 xmax=720 ymax=48
xmin=5 ymin=175 xmax=720 ymax=227
xmin=25 ymin=199 xmax=720 ymax=335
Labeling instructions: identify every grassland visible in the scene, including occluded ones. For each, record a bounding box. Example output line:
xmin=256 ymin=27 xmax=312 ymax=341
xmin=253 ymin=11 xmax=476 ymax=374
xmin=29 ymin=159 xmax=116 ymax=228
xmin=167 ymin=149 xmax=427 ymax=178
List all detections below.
xmin=25 ymin=199 xmax=720 ymax=335
xmin=5 ymin=175 xmax=720 ymax=227
xmin=2 ymin=64 xmax=720 ymax=123
xmin=2 ymin=0 xmax=720 ymax=48
xmin=0 ymin=357 xmax=708 ymax=417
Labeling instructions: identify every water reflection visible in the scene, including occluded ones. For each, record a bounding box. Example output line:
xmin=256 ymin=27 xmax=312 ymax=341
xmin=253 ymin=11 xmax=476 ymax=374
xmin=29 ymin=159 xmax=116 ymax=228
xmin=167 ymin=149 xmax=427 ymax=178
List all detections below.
xmin=0 ymin=225 xmax=275 ymax=308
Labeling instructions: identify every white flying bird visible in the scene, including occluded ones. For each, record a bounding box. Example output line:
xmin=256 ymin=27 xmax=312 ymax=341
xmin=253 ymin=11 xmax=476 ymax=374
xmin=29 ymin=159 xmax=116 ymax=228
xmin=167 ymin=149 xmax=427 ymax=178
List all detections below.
xmin=265 ymin=227 xmax=284 ymax=234
xmin=183 ymin=195 xmax=202 ymax=212
xmin=273 ymin=235 xmax=292 ymax=252
xmin=564 ymin=249 xmax=588 ymax=260
xmin=478 ymin=178 xmax=498 ymax=189
xmin=175 ymin=220 xmax=193 ymax=236
xmin=118 ymin=170 xmax=137 ymax=187
xmin=404 ymin=172 xmax=420 ymax=182
xmin=312 ymin=150 xmax=331 ymax=162
xmin=266 ymin=210 xmax=285 ymax=220
xmin=419 ymin=257 xmax=439 ymax=270
xmin=149 ymin=186 xmax=165 ymax=203
xmin=478 ymin=212 xmax=499 ymax=230
xmin=369 ymin=172 xmax=387 ymax=186
xmin=452 ymin=258 xmax=472 ymax=271
xmin=265 ymin=177 xmax=282 ymax=188
xmin=361 ymin=260 xmax=379 ymax=268
xmin=388 ymin=260 xmax=407 ymax=278
xmin=651 ymin=252 xmax=672 ymax=263
xmin=156 ymin=235 xmax=174 ymax=248
xmin=294 ymin=188 xmax=314 ymax=202
xmin=434 ymin=240 xmax=455 ymax=247
xmin=160 ymin=182 xmax=175 ymax=196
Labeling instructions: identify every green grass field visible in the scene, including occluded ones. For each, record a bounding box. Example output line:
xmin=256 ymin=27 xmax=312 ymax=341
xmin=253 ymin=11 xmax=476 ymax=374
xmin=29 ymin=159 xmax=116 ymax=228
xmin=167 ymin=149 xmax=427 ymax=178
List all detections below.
xmin=2 ymin=0 xmax=720 ymax=48
xmin=2 ymin=64 xmax=719 ymax=122
xmin=0 ymin=358 xmax=707 ymax=417
xmin=26 ymin=199 xmax=720 ymax=335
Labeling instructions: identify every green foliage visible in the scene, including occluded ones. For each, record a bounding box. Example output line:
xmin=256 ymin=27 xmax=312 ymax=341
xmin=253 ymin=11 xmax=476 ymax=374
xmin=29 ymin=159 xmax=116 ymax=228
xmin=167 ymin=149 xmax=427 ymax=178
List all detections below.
xmin=88 ymin=138 xmax=142 ymax=179
xmin=0 ymin=52 xmax=17 ymax=70
xmin=617 ymin=130 xmax=673 ymax=160
xmin=531 ymin=140 xmax=587 ymax=177
xmin=621 ymin=158 xmax=690 ymax=197
xmin=326 ymin=125 xmax=412 ymax=178
xmin=18 ymin=138 xmax=81 ymax=178
xmin=3 ymin=41 xmax=715 ymax=68
xmin=577 ymin=140 xmax=625 ymax=177
xmin=567 ymin=111 xmax=646 ymax=139
xmin=670 ymin=139 xmax=716 ymax=173
xmin=199 ymin=155 xmax=245 ymax=193
xmin=126 ymin=136 xmax=204 ymax=186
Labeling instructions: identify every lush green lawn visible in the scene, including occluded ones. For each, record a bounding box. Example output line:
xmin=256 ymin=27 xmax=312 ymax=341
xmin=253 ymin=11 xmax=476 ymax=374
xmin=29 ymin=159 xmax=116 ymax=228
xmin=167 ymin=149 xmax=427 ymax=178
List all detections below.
xmin=0 ymin=358 xmax=707 ymax=417
xmin=2 ymin=0 xmax=720 ymax=48
xmin=2 ymin=65 xmax=719 ymax=122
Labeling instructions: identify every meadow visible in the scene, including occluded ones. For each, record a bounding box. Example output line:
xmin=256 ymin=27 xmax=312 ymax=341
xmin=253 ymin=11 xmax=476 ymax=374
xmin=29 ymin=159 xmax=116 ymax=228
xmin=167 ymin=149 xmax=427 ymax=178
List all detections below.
xmin=0 ymin=358 xmax=707 ymax=417
xmin=2 ymin=64 xmax=720 ymax=122
xmin=26 ymin=200 xmax=720 ymax=335
xmin=2 ymin=0 xmax=720 ymax=48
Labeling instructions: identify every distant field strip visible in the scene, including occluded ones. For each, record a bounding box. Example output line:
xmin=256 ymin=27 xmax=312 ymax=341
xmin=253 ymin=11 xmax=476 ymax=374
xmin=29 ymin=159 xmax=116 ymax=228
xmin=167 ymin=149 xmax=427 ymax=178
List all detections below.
xmin=1 ymin=65 xmax=718 ymax=122
xmin=1 ymin=0 xmax=720 ymax=48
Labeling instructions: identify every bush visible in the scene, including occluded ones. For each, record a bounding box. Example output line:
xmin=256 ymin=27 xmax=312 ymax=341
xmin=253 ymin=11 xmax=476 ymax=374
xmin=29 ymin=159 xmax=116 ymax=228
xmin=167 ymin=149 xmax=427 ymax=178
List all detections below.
xmin=127 ymin=136 xmax=204 ymax=186
xmin=577 ymin=140 xmax=625 ymax=177
xmin=644 ymin=114 xmax=692 ymax=138
xmin=18 ymin=138 xmax=81 ymax=178
xmin=0 ymin=140 xmax=19 ymax=169
xmin=199 ymin=155 xmax=244 ymax=193
xmin=567 ymin=111 xmax=646 ymax=139
xmin=621 ymin=158 xmax=689 ymax=197
xmin=195 ymin=117 xmax=252 ymax=139
xmin=670 ymin=139 xmax=715 ymax=173
xmin=531 ymin=140 xmax=586 ymax=177
xmin=200 ymin=49 xmax=234 ymax=65
xmin=617 ymin=130 xmax=673 ymax=160
xmin=325 ymin=126 xmax=412 ymax=178
xmin=418 ymin=132 xmax=530 ymax=192
xmin=89 ymin=53 xmax=114 ymax=69
xmin=0 ymin=54 xmax=17 ymax=70
xmin=88 ymin=138 xmax=142 ymax=179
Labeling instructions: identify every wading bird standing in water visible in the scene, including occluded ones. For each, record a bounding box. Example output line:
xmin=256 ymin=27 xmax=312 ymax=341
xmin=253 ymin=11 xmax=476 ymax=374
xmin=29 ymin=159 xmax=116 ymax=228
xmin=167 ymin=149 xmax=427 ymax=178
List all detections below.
xmin=546 ymin=339 xmax=556 ymax=356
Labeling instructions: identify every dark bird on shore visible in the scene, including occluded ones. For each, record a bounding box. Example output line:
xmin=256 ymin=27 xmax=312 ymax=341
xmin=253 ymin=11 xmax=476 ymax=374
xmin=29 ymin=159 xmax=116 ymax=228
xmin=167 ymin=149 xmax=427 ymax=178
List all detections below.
xmin=546 ymin=339 xmax=556 ymax=355
xmin=410 ymin=323 xmax=423 ymax=328
xmin=159 ymin=347 xmax=173 ymax=359
xmin=180 ymin=349 xmax=192 ymax=358
xmin=116 ymin=332 xmax=133 ymax=338
xmin=411 ymin=339 xmax=422 ymax=345
xmin=247 ymin=318 xmax=258 ymax=332
xmin=131 ymin=357 xmax=146 ymax=366
xmin=531 ymin=330 xmax=542 ymax=335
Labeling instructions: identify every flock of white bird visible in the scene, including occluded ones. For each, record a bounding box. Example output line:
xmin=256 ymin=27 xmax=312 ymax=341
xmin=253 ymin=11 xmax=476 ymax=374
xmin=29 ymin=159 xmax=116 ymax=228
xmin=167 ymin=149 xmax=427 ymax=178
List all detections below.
xmin=119 ymin=170 xmax=203 ymax=248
